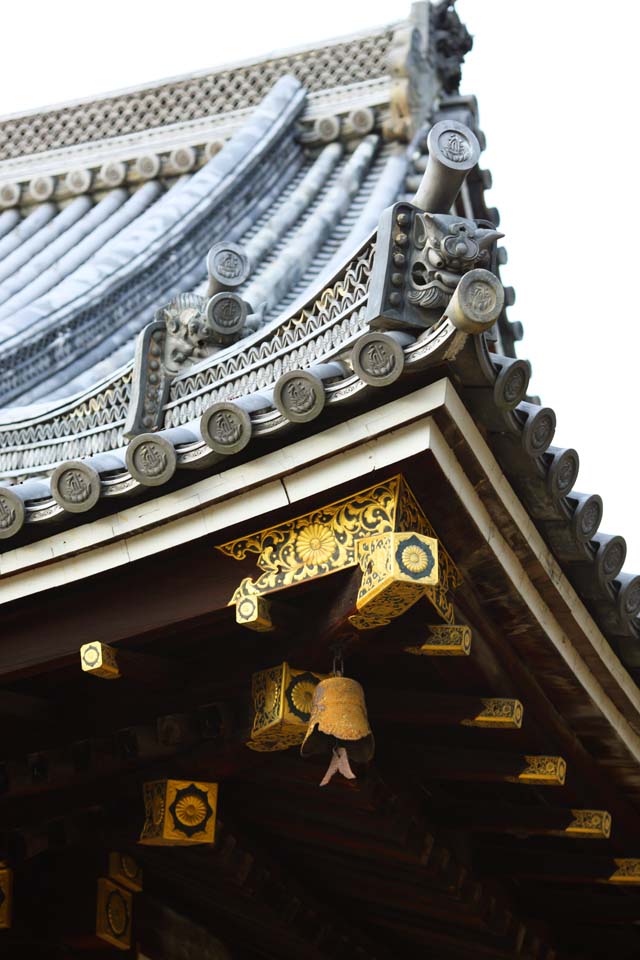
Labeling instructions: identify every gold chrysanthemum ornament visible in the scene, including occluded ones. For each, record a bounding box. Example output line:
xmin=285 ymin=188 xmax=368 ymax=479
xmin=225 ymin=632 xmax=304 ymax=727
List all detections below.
xmin=175 ymin=795 xmax=207 ymax=827
xmin=296 ymin=523 xmax=336 ymax=565
xmin=401 ymin=543 xmax=429 ymax=573
xmin=290 ymin=678 xmax=316 ymax=715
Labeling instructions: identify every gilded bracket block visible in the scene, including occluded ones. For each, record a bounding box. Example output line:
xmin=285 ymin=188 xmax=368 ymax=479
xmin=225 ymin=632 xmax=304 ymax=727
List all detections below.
xmin=348 ymin=531 xmax=438 ymax=630
xmin=0 ymin=866 xmax=12 ymax=929
xmin=108 ymin=852 xmax=143 ymax=892
xmin=404 ymin=624 xmax=472 ymax=656
xmin=235 ymin=594 xmax=273 ymax=632
xmin=513 ymin=756 xmax=567 ymax=787
xmin=461 ymin=698 xmax=523 ymax=729
xmin=247 ymin=662 xmax=329 ymax=752
xmin=139 ymin=779 xmax=218 ymax=846
xmin=218 ymin=475 xmax=462 ymax=631
xmin=80 ymin=641 xmax=120 ymax=679
xmin=96 ymin=877 xmax=132 ymax=950
xmin=566 ymin=810 xmax=612 ymax=840
xmin=607 ymin=859 xmax=640 ymax=884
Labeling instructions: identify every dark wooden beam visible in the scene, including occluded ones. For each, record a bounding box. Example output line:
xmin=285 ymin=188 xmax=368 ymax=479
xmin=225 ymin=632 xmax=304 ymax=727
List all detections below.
xmin=478 ymin=847 xmax=640 ymax=885
xmin=226 ymin=798 xmax=435 ymax=868
xmin=435 ymin=804 xmax=612 ymax=838
xmin=416 ymin=747 xmax=567 ymax=786
xmin=553 ymin=925 xmax=640 ymax=959
xmin=290 ymin=568 xmax=362 ymax=669
xmin=250 ymin=837 xmax=555 ymax=960
xmin=522 ymin=888 xmax=640 ymax=924
xmin=79 ymin=642 xmax=194 ymax=687
xmin=137 ymin=896 xmax=232 ymax=960
xmin=0 ymin=536 xmax=249 ymax=682
xmin=0 ymin=690 xmax=52 ymax=718
xmin=0 ymin=697 xmax=238 ymax=804
xmin=139 ymin=823 xmax=396 ymax=960
xmin=0 ymin=744 xmax=258 ymax=842
xmin=369 ymin=690 xmax=523 ymax=729
xmin=229 ymin=760 xmax=558 ymax=959
xmin=453 ymin=584 xmax=640 ymax=843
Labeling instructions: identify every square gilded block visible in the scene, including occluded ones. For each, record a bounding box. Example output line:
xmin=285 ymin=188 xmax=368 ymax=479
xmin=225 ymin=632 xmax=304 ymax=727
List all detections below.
xmin=80 ymin=642 xmax=120 ymax=679
xmin=96 ymin=877 xmax=132 ymax=950
xmin=0 ymin=866 xmax=12 ymax=929
xmin=139 ymin=780 xmax=218 ymax=846
xmin=235 ymin=594 xmax=273 ymax=632
xmin=353 ymin=532 xmax=438 ymax=627
xmin=247 ymin=662 xmax=328 ymax=752
xmin=108 ymin=851 xmax=143 ymax=892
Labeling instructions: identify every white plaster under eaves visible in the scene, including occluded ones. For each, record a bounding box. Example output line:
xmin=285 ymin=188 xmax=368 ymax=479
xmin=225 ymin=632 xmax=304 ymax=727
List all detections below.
xmin=2 ymin=378 xmax=640 ymax=759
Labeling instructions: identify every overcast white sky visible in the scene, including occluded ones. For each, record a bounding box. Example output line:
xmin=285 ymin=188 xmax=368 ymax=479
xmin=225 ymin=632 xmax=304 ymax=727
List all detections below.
xmin=1 ymin=1 xmax=638 ymax=570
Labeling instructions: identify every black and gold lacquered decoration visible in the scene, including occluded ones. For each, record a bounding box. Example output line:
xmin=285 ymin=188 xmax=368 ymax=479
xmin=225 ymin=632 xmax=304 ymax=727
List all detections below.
xmin=247 ymin=662 xmax=328 ymax=752
xmin=0 ymin=864 xmax=12 ymax=929
xmin=349 ymin=530 xmax=438 ymax=629
xmin=108 ymin=851 xmax=143 ymax=892
xmin=138 ymin=779 xmax=218 ymax=845
xmin=219 ymin=475 xmax=461 ymax=631
xmin=235 ymin=593 xmax=273 ymax=632
xmin=79 ymin=641 xmax=120 ymax=679
xmin=404 ymin=623 xmax=473 ymax=656
xmin=169 ymin=783 xmax=214 ymax=839
xmin=96 ymin=877 xmax=132 ymax=950
xmin=301 ymin=673 xmax=374 ymax=786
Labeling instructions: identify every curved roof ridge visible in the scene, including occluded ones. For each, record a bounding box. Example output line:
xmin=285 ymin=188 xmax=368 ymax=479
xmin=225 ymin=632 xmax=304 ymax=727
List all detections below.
xmin=0 ymin=17 xmax=398 ymax=126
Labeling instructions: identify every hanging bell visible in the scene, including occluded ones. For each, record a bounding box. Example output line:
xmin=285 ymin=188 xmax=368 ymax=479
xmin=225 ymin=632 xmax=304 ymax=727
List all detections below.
xmin=301 ymin=676 xmax=374 ymax=784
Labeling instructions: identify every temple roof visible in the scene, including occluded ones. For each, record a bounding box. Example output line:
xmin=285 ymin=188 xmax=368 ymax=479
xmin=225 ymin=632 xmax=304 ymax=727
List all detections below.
xmin=0 ymin=2 xmax=637 ymax=683
xmin=3 ymin=7 xmax=640 ymax=957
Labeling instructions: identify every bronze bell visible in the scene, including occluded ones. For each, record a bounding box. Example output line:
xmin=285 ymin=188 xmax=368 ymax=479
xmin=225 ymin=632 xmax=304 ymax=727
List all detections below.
xmin=301 ymin=676 xmax=374 ymax=765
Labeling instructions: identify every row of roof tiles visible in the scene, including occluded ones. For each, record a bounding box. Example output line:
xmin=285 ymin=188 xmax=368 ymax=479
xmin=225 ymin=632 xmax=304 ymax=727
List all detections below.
xmin=0 ymin=78 xmax=413 ymax=429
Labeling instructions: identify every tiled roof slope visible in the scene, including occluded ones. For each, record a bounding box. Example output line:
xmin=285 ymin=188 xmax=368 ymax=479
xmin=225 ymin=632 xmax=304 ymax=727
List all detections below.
xmin=0 ymin=1 xmax=450 ymax=465
xmin=0 ymin=5 xmax=636 ymax=680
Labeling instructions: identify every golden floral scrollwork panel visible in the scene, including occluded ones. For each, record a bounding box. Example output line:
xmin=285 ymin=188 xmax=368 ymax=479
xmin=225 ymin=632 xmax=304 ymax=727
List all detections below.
xmin=217 ymin=474 xmax=462 ymax=631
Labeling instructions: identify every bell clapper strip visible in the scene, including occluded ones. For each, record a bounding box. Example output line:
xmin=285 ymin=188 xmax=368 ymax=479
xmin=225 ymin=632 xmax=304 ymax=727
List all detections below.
xmin=320 ymin=747 xmax=356 ymax=787
xmin=301 ymin=639 xmax=375 ymax=787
